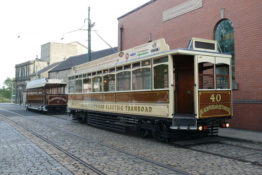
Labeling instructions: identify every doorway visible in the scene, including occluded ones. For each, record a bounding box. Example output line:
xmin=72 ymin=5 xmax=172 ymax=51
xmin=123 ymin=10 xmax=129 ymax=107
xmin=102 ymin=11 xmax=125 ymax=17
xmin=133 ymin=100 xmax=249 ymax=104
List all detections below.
xmin=173 ymin=55 xmax=194 ymax=114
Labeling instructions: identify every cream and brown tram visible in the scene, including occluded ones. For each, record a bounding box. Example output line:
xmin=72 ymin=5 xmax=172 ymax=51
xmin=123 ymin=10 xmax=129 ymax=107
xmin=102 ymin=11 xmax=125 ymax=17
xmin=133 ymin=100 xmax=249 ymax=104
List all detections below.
xmin=26 ymin=78 xmax=67 ymax=113
xmin=67 ymin=38 xmax=231 ymax=140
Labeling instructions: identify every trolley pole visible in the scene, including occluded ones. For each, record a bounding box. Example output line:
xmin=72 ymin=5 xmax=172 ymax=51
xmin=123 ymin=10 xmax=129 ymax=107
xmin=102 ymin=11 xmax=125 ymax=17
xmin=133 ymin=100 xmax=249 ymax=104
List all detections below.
xmin=88 ymin=6 xmax=91 ymax=62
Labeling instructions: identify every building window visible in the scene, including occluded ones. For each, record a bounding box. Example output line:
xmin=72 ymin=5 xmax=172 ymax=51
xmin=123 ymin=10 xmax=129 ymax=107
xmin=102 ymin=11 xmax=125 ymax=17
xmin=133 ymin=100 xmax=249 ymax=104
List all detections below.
xmin=21 ymin=68 xmax=25 ymax=77
xmin=214 ymin=19 xmax=235 ymax=87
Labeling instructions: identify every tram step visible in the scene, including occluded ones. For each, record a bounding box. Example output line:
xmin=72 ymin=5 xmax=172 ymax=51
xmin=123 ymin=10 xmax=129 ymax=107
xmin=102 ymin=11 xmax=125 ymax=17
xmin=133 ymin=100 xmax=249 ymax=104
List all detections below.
xmin=170 ymin=117 xmax=197 ymax=130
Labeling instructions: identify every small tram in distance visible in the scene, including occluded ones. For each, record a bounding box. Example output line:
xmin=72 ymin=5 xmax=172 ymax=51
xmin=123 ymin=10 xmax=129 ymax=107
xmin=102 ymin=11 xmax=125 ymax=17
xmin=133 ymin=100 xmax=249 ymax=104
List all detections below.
xmin=26 ymin=78 xmax=67 ymax=113
xmin=67 ymin=38 xmax=232 ymax=140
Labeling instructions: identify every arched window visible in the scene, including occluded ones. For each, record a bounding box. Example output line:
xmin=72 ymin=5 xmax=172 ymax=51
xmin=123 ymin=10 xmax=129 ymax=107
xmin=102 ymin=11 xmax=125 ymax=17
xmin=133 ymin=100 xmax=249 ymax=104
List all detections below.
xmin=214 ymin=19 xmax=235 ymax=86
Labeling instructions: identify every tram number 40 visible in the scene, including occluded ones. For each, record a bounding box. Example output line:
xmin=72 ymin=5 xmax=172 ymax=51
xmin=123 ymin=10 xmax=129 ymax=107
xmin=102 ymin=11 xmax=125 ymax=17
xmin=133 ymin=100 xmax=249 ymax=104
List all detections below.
xmin=210 ymin=94 xmax=222 ymax=103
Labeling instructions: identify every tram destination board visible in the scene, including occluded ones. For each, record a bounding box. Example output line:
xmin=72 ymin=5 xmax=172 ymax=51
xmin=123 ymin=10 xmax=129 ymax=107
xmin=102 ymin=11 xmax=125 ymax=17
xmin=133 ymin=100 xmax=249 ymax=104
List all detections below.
xmin=199 ymin=90 xmax=231 ymax=118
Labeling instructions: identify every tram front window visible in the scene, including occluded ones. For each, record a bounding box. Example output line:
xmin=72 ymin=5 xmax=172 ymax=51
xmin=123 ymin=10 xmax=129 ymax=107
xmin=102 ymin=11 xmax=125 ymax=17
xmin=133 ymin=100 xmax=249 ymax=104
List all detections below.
xmin=198 ymin=62 xmax=214 ymax=89
xmin=216 ymin=64 xmax=230 ymax=89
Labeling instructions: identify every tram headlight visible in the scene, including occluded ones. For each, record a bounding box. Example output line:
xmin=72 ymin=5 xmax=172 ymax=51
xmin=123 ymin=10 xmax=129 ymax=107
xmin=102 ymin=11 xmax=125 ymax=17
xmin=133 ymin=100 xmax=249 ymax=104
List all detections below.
xmin=198 ymin=126 xmax=203 ymax=131
xmin=226 ymin=123 xmax=230 ymax=128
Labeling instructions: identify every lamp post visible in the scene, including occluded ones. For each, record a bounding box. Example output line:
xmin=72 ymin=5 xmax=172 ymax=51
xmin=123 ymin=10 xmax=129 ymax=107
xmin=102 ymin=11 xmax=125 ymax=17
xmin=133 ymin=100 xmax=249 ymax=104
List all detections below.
xmin=61 ymin=6 xmax=94 ymax=62
xmin=88 ymin=6 xmax=91 ymax=62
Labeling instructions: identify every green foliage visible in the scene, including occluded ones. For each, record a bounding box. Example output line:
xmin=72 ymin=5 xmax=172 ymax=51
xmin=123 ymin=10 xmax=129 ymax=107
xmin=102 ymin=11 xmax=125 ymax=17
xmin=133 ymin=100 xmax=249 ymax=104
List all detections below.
xmin=0 ymin=95 xmax=11 ymax=103
xmin=0 ymin=77 xmax=15 ymax=103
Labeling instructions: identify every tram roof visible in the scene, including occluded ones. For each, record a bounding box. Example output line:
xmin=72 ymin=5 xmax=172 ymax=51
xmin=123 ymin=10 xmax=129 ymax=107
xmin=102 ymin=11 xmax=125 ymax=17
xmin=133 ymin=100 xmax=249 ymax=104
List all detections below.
xmin=70 ymin=38 xmax=231 ymax=76
xmin=71 ymin=48 xmax=231 ymax=76
xmin=26 ymin=78 xmax=66 ymax=89
xmin=143 ymin=48 xmax=231 ymax=60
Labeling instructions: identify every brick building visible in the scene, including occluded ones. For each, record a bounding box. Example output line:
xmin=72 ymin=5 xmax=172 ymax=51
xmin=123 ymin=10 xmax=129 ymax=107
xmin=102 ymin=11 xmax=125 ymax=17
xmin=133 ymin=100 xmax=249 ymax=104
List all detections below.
xmin=118 ymin=0 xmax=262 ymax=131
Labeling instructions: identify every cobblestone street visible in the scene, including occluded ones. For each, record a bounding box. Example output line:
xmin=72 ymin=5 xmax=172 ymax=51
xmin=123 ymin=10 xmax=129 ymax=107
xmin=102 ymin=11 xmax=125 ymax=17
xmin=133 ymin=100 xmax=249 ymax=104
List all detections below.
xmin=0 ymin=103 xmax=262 ymax=175
xmin=0 ymin=120 xmax=72 ymax=175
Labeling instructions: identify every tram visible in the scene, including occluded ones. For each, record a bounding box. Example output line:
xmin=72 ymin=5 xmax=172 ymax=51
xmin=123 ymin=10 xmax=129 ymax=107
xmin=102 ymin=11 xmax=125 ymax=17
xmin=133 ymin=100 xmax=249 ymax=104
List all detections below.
xmin=67 ymin=38 xmax=232 ymax=140
xmin=26 ymin=78 xmax=67 ymax=113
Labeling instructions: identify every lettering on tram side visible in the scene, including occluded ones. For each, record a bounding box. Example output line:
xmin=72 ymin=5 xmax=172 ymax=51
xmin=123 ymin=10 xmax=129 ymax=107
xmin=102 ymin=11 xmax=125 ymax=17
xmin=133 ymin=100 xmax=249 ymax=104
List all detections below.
xmin=125 ymin=105 xmax=152 ymax=113
xmin=199 ymin=104 xmax=230 ymax=117
xmin=49 ymin=97 xmax=67 ymax=103
xmin=68 ymin=100 xmax=168 ymax=117
xmin=94 ymin=104 xmax=153 ymax=113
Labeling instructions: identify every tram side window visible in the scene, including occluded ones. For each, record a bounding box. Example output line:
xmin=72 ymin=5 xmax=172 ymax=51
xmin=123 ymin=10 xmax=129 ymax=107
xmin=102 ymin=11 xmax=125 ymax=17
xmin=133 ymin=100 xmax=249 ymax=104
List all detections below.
xmin=75 ymin=79 xmax=83 ymax=93
xmin=154 ymin=65 xmax=168 ymax=89
xmin=29 ymin=89 xmax=42 ymax=95
xmin=117 ymin=71 xmax=131 ymax=91
xmin=104 ymin=74 xmax=115 ymax=91
xmin=83 ymin=78 xmax=92 ymax=93
xmin=60 ymin=86 xmax=65 ymax=94
xmin=46 ymin=87 xmax=52 ymax=94
xmin=92 ymin=77 xmax=102 ymax=92
xmin=46 ymin=87 xmax=58 ymax=94
xmin=68 ymin=81 xmax=74 ymax=93
xmin=199 ymin=62 xmax=214 ymax=89
xmin=132 ymin=68 xmax=151 ymax=90
xmin=216 ymin=64 xmax=230 ymax=89
xmin=58 ymin=86 xmax=65 ymax=94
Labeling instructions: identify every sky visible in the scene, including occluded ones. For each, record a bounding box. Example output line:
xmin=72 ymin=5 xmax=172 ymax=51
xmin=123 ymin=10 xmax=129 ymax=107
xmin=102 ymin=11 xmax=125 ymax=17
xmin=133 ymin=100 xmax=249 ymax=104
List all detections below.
xmin=0 ymin=0 xmax=150 ymax=87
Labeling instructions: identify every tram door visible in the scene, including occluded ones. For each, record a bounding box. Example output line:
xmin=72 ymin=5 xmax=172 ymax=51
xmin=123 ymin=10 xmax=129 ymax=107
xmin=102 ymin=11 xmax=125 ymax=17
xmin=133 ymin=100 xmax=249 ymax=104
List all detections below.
xmin=174 ymin=56 xmax=194 ymax=114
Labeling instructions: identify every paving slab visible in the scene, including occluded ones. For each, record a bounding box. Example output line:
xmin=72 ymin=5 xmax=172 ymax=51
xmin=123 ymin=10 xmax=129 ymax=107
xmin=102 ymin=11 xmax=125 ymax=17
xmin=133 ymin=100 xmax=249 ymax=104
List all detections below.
xmin=219 ymin=128 xmax=262 ymax=143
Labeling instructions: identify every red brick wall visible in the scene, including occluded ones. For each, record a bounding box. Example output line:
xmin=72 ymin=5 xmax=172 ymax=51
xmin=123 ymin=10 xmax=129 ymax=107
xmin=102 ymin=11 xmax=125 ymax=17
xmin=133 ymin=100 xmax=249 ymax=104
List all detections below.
xmin=118 ymin=0 xmax=262 ymax=131
xmin=232 ymin=104 xmax=262 ymax=130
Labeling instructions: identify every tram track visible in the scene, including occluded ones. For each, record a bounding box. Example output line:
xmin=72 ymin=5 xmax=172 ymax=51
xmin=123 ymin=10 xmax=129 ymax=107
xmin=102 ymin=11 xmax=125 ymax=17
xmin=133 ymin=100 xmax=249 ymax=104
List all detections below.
xmin=172 ymin=139 xmax=262 ymax=167
xmin=219 ymin=136 xmax=262 ymax=147
xmin=0 ymin=108 xmax=193 ymax=175
xmin=218 ymin=141 xmax=262 ymax=152
xmin=0 ymin=113 xmax=106 ymax=175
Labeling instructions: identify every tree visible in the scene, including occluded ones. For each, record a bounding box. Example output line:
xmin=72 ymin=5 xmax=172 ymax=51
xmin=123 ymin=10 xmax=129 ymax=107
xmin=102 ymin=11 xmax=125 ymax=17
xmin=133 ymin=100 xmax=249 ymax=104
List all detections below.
xmin=0 ymin=77 xmax=15 ymax=102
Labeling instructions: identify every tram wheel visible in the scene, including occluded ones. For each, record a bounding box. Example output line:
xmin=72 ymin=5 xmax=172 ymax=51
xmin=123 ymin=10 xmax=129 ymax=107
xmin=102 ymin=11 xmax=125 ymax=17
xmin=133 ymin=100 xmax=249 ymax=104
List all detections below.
xmin=152 ymin=121 xmax=170 ymax=142
xmin=139 ymin=128 xmax=151 ymax=138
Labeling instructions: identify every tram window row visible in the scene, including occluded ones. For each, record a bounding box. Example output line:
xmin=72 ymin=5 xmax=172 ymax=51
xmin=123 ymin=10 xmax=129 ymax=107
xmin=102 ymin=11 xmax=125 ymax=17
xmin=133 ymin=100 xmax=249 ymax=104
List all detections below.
xmin=68 ymin=59 xmax=230 ymax=94
xmin=68 ymin=57 xmax=169 ymax=93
